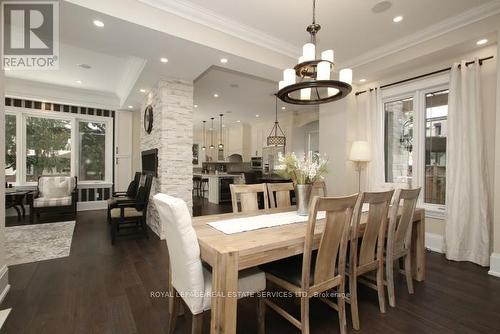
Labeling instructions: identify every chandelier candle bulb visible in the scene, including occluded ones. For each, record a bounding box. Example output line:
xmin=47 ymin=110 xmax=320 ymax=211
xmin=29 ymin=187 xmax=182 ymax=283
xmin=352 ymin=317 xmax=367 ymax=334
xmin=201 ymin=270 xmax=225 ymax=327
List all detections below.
xmin=317 ymin=61 xmax=330 ymax=80
xmin=303 ymin=43 xmax=316 ymax=61
xmin=328 ymin=88 xmax=340 ymax=97
xmin=278 ymin=81 xmax=286 ymax=90
xmin=298 ymin=56 xmax=305 ymax=64
xmin=301 ymin=88 xmax=311 ymax=100
xmin=283 ymin=68 xmax=296 ymax=86
xmin=321 ymin=49 xmax=334 ymax=62
xmin=340 ymin=68 xmax=353 ymax=85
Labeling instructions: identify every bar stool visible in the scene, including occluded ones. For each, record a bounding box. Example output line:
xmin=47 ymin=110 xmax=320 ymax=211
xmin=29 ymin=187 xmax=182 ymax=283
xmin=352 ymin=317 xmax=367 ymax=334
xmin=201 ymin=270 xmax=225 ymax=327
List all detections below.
xmin=192 ymin=176 xmax=202 ymax=197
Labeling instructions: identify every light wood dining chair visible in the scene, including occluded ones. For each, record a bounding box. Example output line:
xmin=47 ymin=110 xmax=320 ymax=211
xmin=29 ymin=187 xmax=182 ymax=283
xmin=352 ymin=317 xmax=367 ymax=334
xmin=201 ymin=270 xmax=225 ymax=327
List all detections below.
xmin=259 ymin=194 xmax=359 ymax=334
xmin=152 ymin=193 xmax=266 ymax=334
xmin=311 ymin=180 xmax=327 ymax=197
xmin=230 ymin=183 xmax=269 ymax=213
xmin=267 ymin=182 xmax=294 ymax=208
xmin=348 ymin=190 xmax=394 ymax=330
xmin=386 ymin=188 xmax=421 ymax=307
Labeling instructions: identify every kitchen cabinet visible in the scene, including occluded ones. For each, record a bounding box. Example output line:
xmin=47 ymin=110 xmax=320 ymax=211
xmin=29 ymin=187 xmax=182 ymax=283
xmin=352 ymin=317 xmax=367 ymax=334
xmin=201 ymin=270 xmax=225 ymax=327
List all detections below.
xmin=225 ymin=123 xmax=251 ymax=160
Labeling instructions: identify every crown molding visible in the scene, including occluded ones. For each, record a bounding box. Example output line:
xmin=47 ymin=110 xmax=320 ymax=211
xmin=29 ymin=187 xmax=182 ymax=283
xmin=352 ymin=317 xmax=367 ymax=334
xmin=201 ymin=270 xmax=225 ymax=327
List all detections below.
xmin=138 ymin=0 xmax=301 ymax=58
xmin=116 ymin=56 xmax=147 ymax=107
xmin=341 ymin=0 xmax=500 ymax=69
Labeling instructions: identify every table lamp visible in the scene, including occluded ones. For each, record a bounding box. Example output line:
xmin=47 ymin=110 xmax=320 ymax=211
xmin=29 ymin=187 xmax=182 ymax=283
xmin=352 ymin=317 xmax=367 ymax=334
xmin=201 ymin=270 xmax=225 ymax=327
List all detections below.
xmin=349 ymin=141 xmax=371 ymax=193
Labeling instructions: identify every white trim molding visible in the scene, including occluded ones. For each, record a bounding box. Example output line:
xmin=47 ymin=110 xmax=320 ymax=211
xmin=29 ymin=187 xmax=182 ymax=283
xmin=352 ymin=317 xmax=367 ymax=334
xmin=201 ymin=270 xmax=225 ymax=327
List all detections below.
xmin=77 ymin=200 xmax=108 ymax=211
xmin=0 ymin=265 xmax=10 ymax=304
xmin=425 ymin=232 xmax=444 ymax=253
xmin=489 ymin=253 xmax=500 ymax=278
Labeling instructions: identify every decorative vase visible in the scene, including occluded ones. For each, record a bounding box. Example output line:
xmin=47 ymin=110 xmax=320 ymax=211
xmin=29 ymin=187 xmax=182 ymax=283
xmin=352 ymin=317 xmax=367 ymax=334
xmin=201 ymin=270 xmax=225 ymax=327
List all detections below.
xmin=295 ymin=184 xmax=313 ymax=216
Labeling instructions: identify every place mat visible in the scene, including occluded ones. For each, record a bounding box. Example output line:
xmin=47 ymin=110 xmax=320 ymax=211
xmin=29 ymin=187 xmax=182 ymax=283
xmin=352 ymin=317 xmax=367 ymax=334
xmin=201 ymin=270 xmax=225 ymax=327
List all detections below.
xmin=208 ymin=211 xmax=326 ymax=235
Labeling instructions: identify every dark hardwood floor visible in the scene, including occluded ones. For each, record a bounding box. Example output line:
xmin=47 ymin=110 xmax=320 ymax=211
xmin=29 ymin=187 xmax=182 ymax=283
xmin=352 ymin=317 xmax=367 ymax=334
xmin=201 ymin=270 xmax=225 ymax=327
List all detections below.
xmin=2 ymin=206 xmax=500 ymax=333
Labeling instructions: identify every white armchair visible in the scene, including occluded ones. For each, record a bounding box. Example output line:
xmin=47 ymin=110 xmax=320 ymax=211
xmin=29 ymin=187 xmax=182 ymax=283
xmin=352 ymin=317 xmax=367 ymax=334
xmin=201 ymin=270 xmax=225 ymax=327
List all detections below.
xmin=29 ymin=176 xmax=78 ymax=223
xmin=153 ymin=193 xmax=266 ymax=333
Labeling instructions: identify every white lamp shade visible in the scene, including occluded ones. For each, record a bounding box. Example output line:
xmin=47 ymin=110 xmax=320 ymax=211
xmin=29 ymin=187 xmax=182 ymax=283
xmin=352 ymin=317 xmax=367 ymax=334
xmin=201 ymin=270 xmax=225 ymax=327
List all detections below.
xmin=339 ymin=68 xmax=353 ymax=85
xmin=317 ymin=61 xmax=330 ymax=80
xmin=303 ymin=43 xmax=315 ymax=61
xmin=321 ymin=49 xmax=334 ymax=62
xmin=349 ymin=141 xmax=370 ymax=162
xmin=283 ymin=68 xmax=296 ymax=86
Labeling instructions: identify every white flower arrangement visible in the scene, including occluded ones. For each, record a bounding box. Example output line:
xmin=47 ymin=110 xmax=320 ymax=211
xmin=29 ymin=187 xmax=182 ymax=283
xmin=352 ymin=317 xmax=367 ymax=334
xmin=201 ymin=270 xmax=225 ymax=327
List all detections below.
xmin=276 ymin=152 xmax=329 ymax=185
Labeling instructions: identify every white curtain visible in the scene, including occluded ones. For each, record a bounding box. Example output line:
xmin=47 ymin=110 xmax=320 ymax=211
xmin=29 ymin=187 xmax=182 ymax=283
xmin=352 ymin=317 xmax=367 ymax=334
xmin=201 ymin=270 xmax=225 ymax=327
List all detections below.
xmin=364 ymin=87 xmax=386 ymax=191
xmin=444 ymin=59 xmax=490 ymax=266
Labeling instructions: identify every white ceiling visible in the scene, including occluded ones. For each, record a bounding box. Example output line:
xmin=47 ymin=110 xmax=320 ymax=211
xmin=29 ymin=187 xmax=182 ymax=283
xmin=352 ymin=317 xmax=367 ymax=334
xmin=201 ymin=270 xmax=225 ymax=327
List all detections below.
xmin=4 ymin=0 xmax=500 ymax=121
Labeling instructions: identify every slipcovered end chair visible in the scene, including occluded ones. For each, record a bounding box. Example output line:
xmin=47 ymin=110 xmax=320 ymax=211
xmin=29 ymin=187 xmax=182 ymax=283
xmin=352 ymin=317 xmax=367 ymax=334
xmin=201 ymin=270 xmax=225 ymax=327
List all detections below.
xmin=152 ymin=193 xmax=266 ymax=334
xmin=29 ymin=176 xmax=78 ymax=223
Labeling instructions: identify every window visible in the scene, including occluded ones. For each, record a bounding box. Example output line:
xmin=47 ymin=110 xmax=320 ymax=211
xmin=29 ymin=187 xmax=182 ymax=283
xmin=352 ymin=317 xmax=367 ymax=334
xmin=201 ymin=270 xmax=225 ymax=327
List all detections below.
xmin=5 ymin=114 xmax=16 ymax=184
xmin=425 ymin=90 xmax=448 ymax=205
xmin=384 ymin=98 xmax=414 ymax=185
xmin=4 ymin=107 xmax=112 ymax=186
xmin=79 ymin=121 xmax=106 ymax=181
xmin=382 ymin=74 xmax=449 ymax=215
xmin=25 ymin=117 xmax=72 ymax=182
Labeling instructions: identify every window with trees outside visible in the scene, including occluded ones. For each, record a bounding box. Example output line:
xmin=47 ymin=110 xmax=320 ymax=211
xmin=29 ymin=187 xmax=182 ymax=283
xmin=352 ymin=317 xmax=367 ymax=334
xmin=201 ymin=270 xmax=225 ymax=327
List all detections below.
xmin=382 ymin=75 xmax=449 ymax=217
xmin=4 ymin=108 xmax=113 ymax=186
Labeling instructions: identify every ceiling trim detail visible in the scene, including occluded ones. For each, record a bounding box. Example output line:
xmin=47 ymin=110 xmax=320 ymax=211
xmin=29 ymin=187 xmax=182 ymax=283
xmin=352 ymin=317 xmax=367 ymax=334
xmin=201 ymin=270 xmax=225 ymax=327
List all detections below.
xmin=116 ymin=56 xmax=148 ymax=107
xmin=341 ymin=0 xmax=500 ymax=69
xmin=138 ymin=0 xmax=301 ymax=58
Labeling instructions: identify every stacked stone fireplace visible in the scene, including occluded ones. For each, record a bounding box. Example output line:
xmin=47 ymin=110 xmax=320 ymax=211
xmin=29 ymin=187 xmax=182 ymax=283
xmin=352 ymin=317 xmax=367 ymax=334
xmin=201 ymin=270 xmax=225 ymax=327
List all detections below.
xmin=140 ymin=79 xmax=193 ymax=239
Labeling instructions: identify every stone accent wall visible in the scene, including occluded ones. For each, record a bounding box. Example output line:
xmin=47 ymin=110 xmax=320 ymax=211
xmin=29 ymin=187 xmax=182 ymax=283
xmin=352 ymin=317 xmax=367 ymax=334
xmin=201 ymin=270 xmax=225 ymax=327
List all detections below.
xmin=141 ymin=79 xmax=193 ymax=239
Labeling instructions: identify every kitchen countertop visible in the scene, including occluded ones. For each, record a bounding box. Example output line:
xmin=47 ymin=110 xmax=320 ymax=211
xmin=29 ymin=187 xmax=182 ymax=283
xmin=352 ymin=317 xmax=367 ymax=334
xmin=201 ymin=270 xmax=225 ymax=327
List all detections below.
xmin=193 ymin=173 xmax=242 ymax=178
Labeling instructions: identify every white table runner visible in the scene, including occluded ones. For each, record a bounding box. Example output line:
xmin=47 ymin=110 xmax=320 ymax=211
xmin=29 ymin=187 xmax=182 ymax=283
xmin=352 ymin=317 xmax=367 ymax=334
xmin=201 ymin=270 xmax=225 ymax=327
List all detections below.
xmin=208 ymin=211 xmax=327 ymax=235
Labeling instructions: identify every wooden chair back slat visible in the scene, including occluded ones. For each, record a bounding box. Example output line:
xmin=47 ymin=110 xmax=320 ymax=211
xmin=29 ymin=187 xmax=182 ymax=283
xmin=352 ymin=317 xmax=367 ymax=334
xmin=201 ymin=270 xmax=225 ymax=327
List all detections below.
xmin=302 ymin=194 xmax=358 ymax=289
xmin=230 ymin=183 xmax=269 ymax=213
xmin=267 ymin=182 xmax=294 ymax=209
xmin=355 ymin=191 xmax=394 ymax=266
xmin=389 ymin=188 xmax=421 ymax=254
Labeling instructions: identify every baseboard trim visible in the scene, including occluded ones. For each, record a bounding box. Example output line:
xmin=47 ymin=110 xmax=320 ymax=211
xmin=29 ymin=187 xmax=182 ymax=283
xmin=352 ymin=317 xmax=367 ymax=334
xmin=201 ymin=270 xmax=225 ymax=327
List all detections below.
xmin=488 ymin=253 xmax=500 ymax=278
xmin=0 ymin=266 xmax=10 ymax=304
xmin=425 ymin=232 xmax=444 ymax=253
xmin=77 ymin=200 xmax=107 ymax=211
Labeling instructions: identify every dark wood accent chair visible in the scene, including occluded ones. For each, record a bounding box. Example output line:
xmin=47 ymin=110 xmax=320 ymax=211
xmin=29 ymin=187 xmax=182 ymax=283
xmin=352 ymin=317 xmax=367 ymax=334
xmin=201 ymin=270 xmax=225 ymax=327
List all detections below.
xmin=28 ymin=176 xmax=78 ymax=223
xmin=108 ymin=174 xmax=153 ymax=244
xmin=107 ymin=172 xmax=142 ymax=220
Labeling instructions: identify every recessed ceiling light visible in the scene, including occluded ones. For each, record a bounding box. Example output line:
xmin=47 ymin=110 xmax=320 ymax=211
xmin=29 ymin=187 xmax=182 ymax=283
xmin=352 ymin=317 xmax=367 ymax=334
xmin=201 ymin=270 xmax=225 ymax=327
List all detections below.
xmin=236 ymin=120 xmax=241 ymax=123
xmin=160 ymin=57 xmax=168 ymax=63
xmin=220 ymin=58 xmax=228 ymax=64
xmin=78 ymin=63 xmax=92 ymax=69
xmin=139 ymin=89 xmax=147 ymax=93
xmin=255 ymin=114 xmax=260 ymax=118
xmin=281 ymin=106 xmax=286 ymax=110
xmin=476 ymin=39 xmax=488 ymax=46
xmin=93 ymin=20 xmax=104 ymax=27
xmin=76 ymin=80 xmax=82 ymax=84
xmin=213 ymin=93 xmax=219 ymax=98
xmin=194 ymin=104 xmax=198 ymax=108
xmin=393 ymin=16 xmax=403 ymax=23
xmin=359 ymin=79 xmax=367 ymax=83
xmin=128 ymin=105 xmax=134 ymax=109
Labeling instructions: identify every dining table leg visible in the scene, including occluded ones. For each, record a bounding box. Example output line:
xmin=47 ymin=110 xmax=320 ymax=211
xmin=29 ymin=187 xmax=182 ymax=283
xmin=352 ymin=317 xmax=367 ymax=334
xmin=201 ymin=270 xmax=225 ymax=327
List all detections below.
xmin=211 ymin=251 xmax=239 ymax=334
xmin=411 ymin=213 xmax=426 ymax=282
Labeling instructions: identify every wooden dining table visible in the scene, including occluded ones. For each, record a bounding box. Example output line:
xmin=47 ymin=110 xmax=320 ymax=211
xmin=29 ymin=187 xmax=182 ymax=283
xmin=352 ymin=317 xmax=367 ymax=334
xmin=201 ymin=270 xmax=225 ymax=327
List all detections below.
xmin=192 ymin=206 xmax=425 ymax=334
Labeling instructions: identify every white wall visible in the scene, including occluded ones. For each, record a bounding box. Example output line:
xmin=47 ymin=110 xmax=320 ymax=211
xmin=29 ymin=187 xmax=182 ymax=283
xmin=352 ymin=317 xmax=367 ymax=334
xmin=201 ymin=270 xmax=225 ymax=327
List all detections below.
xmin=0 ymin=69 xmax=10 ymax=301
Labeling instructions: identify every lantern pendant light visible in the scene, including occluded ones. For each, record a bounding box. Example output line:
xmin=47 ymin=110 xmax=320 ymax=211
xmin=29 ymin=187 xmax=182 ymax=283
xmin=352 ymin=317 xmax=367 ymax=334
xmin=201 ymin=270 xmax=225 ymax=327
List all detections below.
xmin=277 ymin=0 xmax=353 ymax=105
xmin=267 ymin=96 xmax=286 ymax=147
xmin=209 ymin=117 xmax=215 ymax=149
xmin=202 ymin=121 xmax=207 ymax=151
xmin=218 ymin=114 xmax=224 ymax=149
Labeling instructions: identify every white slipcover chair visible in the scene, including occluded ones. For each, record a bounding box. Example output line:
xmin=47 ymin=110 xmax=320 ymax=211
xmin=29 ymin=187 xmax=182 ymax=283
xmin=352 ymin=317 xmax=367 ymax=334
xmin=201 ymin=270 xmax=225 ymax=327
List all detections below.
xmin=153 ymin=193 xmax=265 ymax=333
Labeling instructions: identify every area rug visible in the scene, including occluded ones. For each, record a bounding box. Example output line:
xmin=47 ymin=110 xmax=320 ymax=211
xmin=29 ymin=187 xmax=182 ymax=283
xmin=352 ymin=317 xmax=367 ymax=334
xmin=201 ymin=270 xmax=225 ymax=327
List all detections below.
xmin=5 ymin=221 xmax=76 ymax=266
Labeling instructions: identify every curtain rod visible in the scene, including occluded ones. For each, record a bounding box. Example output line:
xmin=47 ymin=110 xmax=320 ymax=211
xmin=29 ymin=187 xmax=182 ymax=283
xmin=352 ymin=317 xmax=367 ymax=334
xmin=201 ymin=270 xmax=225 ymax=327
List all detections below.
xmin=354 ymin=55 xmax=494 ymax=96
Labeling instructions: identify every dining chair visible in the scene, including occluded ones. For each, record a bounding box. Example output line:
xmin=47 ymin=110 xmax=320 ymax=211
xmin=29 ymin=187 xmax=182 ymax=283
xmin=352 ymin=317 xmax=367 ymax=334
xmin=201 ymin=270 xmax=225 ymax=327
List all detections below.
xmin=230 ymin=183 xmax=269 ymax=213
xmin=386 ymin=188 xmax=421 ymax=307
xmin=311 ymin=180 xmax=327 ymax=197
xmin=259 ymin=194 xmax=359 ymax=334
xmin=153 ymin=193 xmax=266 ymax=334
xmin=348 ymin=190 xmax=394 ymax=330
xmin=267 ymin=182 xmax=294 ymax=208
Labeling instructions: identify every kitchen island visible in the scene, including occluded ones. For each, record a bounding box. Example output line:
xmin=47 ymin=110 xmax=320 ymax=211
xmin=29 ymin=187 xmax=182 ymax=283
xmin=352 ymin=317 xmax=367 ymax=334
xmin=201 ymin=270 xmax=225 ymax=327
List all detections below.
xmin=194 ymin=173 xmax=243 ymax=204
